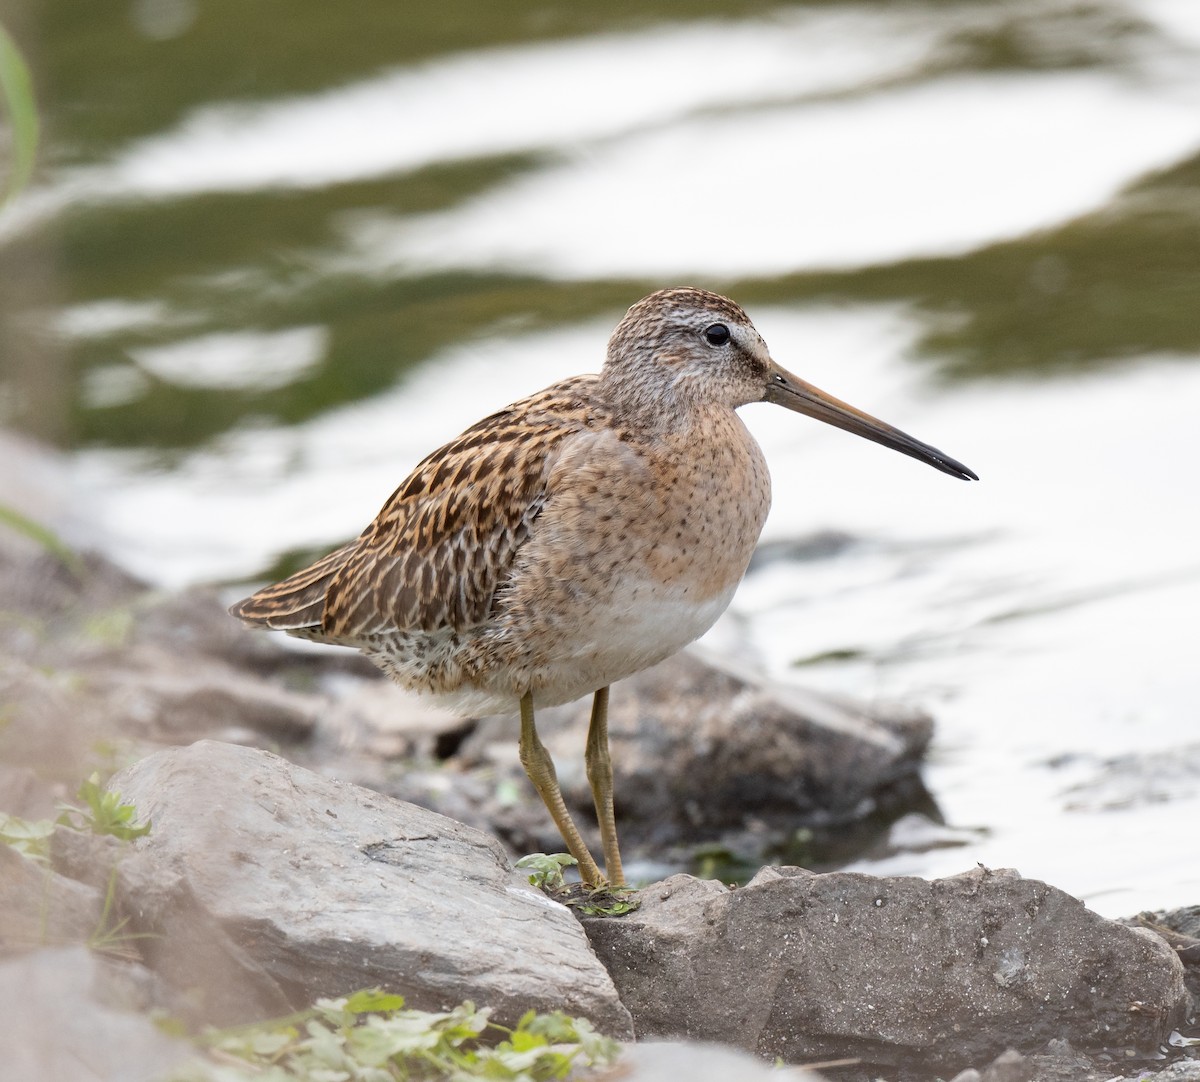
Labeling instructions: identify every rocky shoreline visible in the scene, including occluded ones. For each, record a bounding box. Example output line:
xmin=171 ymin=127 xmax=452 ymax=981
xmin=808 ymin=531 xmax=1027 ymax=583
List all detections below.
xmin=2 ymin=732 xmax=1198 ymax=1080
xmin=1 ymin=436 xmax=1198 ymax=1081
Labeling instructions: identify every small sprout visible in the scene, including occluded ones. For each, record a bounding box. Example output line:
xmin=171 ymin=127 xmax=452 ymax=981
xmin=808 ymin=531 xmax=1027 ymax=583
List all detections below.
xmin=516 ymin=852 xmax=577 ymax=892
xmin=88 ymin=867 xmax=157 ymax=960
xmin=57 ymin=773 xmax=151 ymax=840
xmin=0 ymin=811 xmax=55 ymax=862
xmin=2 ymin=775 xmax=150 ymax=862
xmin=494 ymin=778 xmax=522 ymax=807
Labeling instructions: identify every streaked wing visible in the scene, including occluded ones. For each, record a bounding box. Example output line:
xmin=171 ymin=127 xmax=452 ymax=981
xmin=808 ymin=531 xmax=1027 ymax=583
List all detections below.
xmin=229 ymin=539 xmax=362 ymax=630
xmin=234 ymin=375 xmax=600 ymax=641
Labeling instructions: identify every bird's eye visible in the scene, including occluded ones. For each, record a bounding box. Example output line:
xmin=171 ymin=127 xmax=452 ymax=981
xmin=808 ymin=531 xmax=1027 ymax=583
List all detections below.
xmin=703 ymin=323 xmax=731 ymax=347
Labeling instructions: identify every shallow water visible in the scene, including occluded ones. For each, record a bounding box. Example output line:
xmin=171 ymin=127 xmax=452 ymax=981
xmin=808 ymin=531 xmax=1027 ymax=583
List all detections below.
xmin=3 ymin=0 xmax=1199 ymax=917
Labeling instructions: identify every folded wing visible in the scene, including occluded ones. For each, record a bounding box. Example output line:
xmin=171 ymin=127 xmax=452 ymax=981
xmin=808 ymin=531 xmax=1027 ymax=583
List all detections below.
xmin=229 ymin=375 xmax=598 ymax=643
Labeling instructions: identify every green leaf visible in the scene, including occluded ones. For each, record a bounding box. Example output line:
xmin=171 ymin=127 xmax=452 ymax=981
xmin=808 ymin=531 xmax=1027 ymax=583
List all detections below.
xmin=574 ymin=896 xmax=639 ymax=917
xmin=515 ymin=852 xmax=577 ymax=891
xmin=342 ymin=989 xmax=406 ymax=1015
xmin=0 ymin=504 xmax=82 ymax=575
xmin=519 ymin=1012 xmax=578 ymax=1044
xmin=0 ymin=811 xmax=55 ymax=861
xmin=168 ymin=989 xmax=616 ymax=1081
xmin=57 ymin=774 xmax=151 ymax=840
xmin=0 ymin=21 xmax=38 ymax=201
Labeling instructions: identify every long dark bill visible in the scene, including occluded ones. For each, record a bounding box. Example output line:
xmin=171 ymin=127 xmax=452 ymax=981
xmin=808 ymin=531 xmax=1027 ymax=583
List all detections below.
xmin=764 ymin=362 xmax=978 ymax=481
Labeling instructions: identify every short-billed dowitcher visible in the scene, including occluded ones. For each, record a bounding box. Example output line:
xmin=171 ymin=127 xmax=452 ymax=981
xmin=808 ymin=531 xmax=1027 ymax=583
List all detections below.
xmin=231 ymin=288 xmax=976 ymax=888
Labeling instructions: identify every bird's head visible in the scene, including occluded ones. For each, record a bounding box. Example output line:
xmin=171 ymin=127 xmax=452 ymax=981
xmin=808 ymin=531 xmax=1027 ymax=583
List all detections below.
xmin=603 ymin=287 xmax=977 ymax=481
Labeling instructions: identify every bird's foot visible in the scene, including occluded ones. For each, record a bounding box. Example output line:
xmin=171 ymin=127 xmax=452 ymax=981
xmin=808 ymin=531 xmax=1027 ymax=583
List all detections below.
xmin=559 ymin=881 xmax=640 ymax=918
xmin=515 ymin=853 xmax=639 ymax=917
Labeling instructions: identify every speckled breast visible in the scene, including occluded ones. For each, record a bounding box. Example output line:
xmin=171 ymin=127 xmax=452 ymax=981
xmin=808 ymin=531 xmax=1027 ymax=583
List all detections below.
xmin=471 ymin=407 xmax=773 ymax=707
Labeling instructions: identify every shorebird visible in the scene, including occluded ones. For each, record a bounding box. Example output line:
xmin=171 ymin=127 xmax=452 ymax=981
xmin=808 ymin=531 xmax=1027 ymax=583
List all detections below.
xmin=231 ymin=288 xmax=976 ymax=888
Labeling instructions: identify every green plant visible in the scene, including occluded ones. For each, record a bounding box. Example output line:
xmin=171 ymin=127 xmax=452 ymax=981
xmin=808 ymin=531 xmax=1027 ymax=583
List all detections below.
xmin=568 ymin=888 xmax=639 ymax=919
xmin=0 ymin=20 xmax=37 ymax=200
xmin=0 ymin=789 xmax=155 ymax=956
xmin=0 ymin=504 xmax=83 ymax=575
xmin=515 ymin=853 xmax=639 ymax=918
xmin=57 ymin=773 xmax=151 ymax=840
xmin=0 ymin=774 xmax=149 ymax=865
xmin=0 ymin=775 xmax=149 ymax=862
xmin=169 ymin=989 xmax=619 ymax=1081
xmin=88 ymin=866 xmax=156 ymax=960
xmin=0 ymin=810 xmax=55 ymax=861
xmin=515 ymin=852 xmax=577 ymax=892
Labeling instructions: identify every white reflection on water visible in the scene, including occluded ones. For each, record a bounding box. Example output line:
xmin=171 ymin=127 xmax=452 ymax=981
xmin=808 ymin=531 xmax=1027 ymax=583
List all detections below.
xmin=10 ymin=0 xmax=1200 ymax=281
xmin=77 ymin=10 xmax=941 ymax=196
xmin=130 ymin=326 xmax=328 ymax=391
xmin=72 ymin=305 xmax=1200 ymax=915
xmin=355 ymin=72 xmax=1200 ymax=277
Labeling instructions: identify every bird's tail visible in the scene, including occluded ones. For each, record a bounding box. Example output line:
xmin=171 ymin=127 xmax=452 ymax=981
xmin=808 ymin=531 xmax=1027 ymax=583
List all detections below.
xmin=229 ymin=541 xmax=358 ymax=631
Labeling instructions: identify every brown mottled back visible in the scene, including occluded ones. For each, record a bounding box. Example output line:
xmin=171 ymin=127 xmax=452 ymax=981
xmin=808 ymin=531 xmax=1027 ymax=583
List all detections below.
xmin=230 ymin=374 xmax=604 ymax=640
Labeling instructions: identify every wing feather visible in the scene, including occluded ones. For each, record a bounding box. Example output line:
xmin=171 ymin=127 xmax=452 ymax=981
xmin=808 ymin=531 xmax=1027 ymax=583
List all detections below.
xmin=228 ymin=539 xmax=362 ymax=630
xmin=231 ymin=374 xmax=601 ymax=642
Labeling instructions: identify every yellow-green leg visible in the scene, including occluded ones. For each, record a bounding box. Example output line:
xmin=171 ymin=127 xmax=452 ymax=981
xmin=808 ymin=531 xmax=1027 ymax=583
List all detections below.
xmin=584 ymin=686 xmax=626 ymax=887
xmin=518 ymin=691 xmax=604 ymax=887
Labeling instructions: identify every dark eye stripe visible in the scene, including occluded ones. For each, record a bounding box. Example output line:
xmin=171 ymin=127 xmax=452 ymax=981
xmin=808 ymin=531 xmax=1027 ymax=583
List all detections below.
xmin=704 ymin=323 xmax=730 ymax=347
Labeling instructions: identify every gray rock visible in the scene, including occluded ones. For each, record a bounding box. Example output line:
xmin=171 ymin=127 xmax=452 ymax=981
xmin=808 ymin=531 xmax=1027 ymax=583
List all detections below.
xmin=1132 ymin=905 xmax=1200 ymax=958
xmin=979 ymin=1048 xmax=1032 ymax=1082
xmin=51 ymin=825 xmax=128 ymax=893
xmin=111 ymin=740 xmax=632 ymax=1035
xmin=318 ymin=678 xmax=470 ymax=761
xmin=0 ymin=844 xmax=103 ymax=951
xmin=1061 ymin=745 xmax=1200 ymax=812
xmin=83 ymin=645 xmax=320 ymax=743
xmin=955 ymin=1065 xmax=1032 ymax=1082
xmin=0 ymin=946 xmax=191 ymax=1082
xmin=0 ymin=547 xmax=142 ymax=636
xmin=1124 ymin=908 xmax=1200 ymax=1010
xmin=0 ymin=539 xmax=448 ymax=770
xmin=581 ymin=867 xmax=1187 ymax=1074
xmin=1159 ymin=905 xmax=1200 ymax=939
xmin=0 ymin=541 xmax=312 ymax=769
xmin=1017 ymin=1037 xmax=1200 ymax=1082
xmin=1019 ymin=1038 xmax=1103 ymax=1082
xmin=130 ymin=584 xmax=326 ymax=676
xmin=0 ymin=657 xmax=113 ymax=781
xmin=0 ymin=762 xmax=57 ymax=819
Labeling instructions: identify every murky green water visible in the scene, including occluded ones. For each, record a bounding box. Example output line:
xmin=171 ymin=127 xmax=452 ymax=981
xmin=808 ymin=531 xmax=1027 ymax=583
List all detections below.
xmin=2 ymin=0 xmax=1199 ymax=915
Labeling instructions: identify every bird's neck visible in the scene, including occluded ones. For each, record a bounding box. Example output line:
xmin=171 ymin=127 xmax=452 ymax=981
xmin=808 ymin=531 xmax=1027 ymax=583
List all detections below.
xmin=597 ymin=367 xmax=703 ymax=434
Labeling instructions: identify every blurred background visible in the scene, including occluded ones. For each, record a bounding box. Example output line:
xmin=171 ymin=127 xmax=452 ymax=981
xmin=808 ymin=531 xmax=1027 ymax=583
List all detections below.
xmin=1 ymin=0 xmax=1198 ymax=915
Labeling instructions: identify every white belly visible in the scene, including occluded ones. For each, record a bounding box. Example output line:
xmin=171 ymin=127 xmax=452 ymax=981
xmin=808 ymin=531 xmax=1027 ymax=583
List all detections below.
xmin=532 ymin=577 xmax=738 ymax=705
xmin=420 ymin=577 xmax=737 ymax=717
